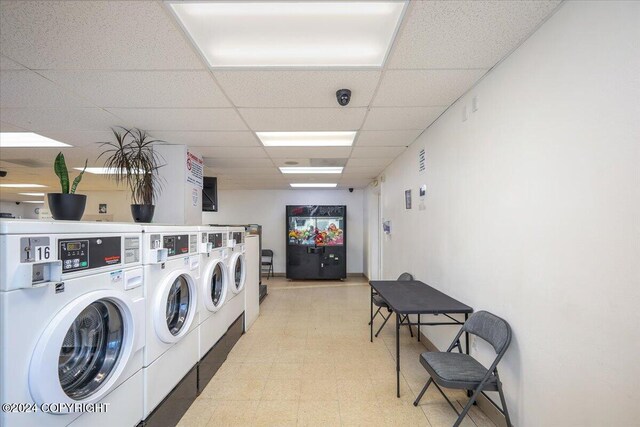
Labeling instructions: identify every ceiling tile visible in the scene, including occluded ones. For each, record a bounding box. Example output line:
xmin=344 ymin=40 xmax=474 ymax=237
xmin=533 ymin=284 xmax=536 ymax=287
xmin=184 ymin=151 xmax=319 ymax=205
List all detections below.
xmin=0 ymin=70 xmax=93 ymax=108
xmin=271 ymin=158 xmax=348 ymax=167
xmin=0 ymin=121 xmax=25 ymax=132
xmin=338 ymin=177 xmax=373 ymax=188
xmin=389 ymin=1 xmax=561 ymax=69
xmin=0 ymin=55 xmax=24 ymax=70
xmin=350 ymin=146 xmax=405 ymax=158
xmin=356 ymin=130 xmax=421 ymax=147
xmin=213 ymin=70 xmax=381 ymax=107
xmin=197 ymin=146 xmax=268 ymax=159
xmin=362 ymin=107 xmax=445 ymax=130
xmin=40 ymin=71 xmax=230 ymax=108
xmin=342 ymin=166 xmax=385 ymax=177
xmin=149 ymin=131 xmax=259 ymax=147
xmin=239 ymin=108 xmax=366 ymax=132
xmin=373 ymin=69 xmax=486 ymax=107
xmin=264 ymin=147 xmax=353 ymax=159
xmin=210 ymin=167 xmax=279 ymax=176
xmin=203 ymin=158 xmax=274 ymax=168
xmin=346 ymin=157 xmax=394 ymax=168
xmin=106 ymin=108 xmax=247 ymax=131
xmin=0 ymin=107 xmax=119 ymax=131
xmin=0 ymin=1 xmax=203 ymax=70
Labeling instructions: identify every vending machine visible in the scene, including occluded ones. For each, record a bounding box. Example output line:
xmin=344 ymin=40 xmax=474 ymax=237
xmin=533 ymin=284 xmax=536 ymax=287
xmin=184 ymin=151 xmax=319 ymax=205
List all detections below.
xmin=286 ymin=205 xmax=346 ymax=280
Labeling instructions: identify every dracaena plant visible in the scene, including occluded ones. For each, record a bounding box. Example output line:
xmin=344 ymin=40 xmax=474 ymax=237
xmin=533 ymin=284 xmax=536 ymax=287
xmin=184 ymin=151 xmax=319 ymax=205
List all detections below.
xmin=54 ymin=152 xmax=87 ymax=194
xmin=98 ymin=127 xmax=164 ymax=205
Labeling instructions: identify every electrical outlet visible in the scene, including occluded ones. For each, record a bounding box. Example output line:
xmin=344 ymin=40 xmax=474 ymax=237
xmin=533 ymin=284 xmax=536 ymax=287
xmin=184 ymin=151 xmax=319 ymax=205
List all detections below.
xmin=472 ymin=96 xmax=479 ymax=112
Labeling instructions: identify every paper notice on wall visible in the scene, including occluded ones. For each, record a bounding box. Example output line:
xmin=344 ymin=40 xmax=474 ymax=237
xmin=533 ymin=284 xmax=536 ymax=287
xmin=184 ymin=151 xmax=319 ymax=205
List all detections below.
xmin=186 ymin=151 xmax=204 ymax=188
xmin=418 ymin=147 xmax=426 ymax=174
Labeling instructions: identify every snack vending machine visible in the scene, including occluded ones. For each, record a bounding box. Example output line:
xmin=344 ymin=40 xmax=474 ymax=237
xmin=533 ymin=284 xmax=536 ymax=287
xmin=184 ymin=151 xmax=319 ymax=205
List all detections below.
xmin=286 ymin=205 xmax=346 ymax=280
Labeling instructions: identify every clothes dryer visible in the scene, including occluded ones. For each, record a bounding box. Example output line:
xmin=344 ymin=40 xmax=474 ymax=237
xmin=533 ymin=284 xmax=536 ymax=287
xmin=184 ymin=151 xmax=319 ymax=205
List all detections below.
xmin=0 ymin=220 xmax=144 ymax=427
xmin=225 ymin=227 xmax=246 ymax=331
xmin=197 ymin=226 xmax=230 ymax=359
xmin=140 ymin=226 xmax=200 ymax=419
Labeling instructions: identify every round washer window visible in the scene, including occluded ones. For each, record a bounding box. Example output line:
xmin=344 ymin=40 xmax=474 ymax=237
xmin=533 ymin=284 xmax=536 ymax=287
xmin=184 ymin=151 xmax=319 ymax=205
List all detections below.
xmin=58 ymin=300 xmax=124 ymax=400
xmin=211 ymin=264 xmax=224 ymax=305
xmin=166 ymin=275 xmax=190 ymax=336
xmin=234 ymin=257 xmax=244 ymax=290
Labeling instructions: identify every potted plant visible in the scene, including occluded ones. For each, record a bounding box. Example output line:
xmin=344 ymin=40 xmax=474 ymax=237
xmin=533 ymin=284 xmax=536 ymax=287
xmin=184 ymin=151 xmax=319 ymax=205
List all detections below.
xmin=99 ymin=127 xmax=164 ymax=223
xmin=47 ymin=152 xmax=88 ymax=220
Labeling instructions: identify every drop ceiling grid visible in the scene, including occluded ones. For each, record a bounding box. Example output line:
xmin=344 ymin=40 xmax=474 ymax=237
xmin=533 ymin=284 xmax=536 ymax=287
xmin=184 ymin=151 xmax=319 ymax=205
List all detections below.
xmin=0 ymin=0 xmax=564 ymax=193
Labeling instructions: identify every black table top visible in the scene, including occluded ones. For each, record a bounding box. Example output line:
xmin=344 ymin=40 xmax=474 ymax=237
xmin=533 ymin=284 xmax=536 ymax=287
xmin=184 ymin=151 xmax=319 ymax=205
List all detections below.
xmin=369 ymin=280 xmax=473 ymax=315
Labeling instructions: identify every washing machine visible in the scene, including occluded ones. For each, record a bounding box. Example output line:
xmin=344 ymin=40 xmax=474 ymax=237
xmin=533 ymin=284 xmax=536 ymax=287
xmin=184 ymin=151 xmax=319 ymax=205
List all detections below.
xmin=197 ymin=226 xmax=230 ymax=359
xmin=0 ymin=220 xmax=145 ymax=427
xmin=140 ymin=226 xmax=200 ymax=421
xmin=224 ymin=226 xmax=246 ymax=331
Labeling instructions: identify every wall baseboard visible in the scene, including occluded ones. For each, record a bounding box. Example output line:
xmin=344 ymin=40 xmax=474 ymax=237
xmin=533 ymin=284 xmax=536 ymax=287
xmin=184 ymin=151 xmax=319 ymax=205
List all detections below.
xmin=414 ymin=329 xmax=509 ymax=427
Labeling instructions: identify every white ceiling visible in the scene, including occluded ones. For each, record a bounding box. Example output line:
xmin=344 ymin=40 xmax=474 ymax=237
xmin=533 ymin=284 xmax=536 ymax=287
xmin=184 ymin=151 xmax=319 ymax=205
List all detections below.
xmin=0 ymin=0 xmax=561 ymax=200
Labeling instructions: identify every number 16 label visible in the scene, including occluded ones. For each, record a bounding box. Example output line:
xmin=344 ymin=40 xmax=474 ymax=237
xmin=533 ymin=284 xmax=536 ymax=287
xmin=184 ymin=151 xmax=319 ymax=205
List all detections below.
xmin=35 ymin=246 xmax=51 ymax=261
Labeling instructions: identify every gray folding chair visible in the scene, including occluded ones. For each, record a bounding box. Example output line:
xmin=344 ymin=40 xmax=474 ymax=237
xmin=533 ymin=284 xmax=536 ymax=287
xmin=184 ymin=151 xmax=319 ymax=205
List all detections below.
xmin=413 ymin=310 xmax=513 ymax=427
xmin=369 ymin=272 xmax=414 ymax=338
xmin=261 ymin=249 xmax=274 ymax=279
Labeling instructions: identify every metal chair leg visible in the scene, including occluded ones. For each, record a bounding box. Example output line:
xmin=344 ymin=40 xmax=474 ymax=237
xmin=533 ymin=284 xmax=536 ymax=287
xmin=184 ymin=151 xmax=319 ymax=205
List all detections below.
xmin=374 ymin=312 xmax=391 ymax=337
xmin=368 ymin=306 xmax=382 ymax=325
xmin=497 ymin=380 xmax=513 ymax=427
xmin=413 ymin=378 xmax=433 ymax=406
xmin=433 ymin=382 xmax=461 ymax=416
xmin=403 ymin=315 xmax=414 ymax=337
xmin=453 ymin=385 xmax=483 ymax=427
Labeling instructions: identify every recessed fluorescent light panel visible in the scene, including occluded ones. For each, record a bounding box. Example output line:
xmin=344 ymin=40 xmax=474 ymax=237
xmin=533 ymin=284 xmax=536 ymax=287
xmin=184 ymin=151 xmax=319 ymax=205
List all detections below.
xmin=280 ymin=167 xmax=343 ymax=174
xmin=290 ymin=183 xmax=337 ymax=188
xmin=18 ymin=193 xmax=45 ymax=196
xmin=257 ymin=132 xmax=356 ymax=147
xmin=0 ymin=132 xmax=71 ymax=148
xmin=22 ymin=200 xmax=44 ymax=204
xmin=0 ymin=184 xmax=47 ymax=188
xmin=168 ymin=1 xmax=407 ymax=67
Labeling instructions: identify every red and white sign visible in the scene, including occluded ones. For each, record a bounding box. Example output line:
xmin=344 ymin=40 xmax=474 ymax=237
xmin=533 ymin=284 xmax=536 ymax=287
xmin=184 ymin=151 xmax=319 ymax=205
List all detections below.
xmin=186 ymin=151 xmax=204 ymax=188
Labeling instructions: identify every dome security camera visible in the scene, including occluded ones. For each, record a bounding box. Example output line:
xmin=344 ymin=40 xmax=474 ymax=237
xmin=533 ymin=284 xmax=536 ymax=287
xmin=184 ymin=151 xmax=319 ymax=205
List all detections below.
xmin=0 ymin=170 xmax=7 ymax=177
xmin=336 ymin=89 xmax=351 ymax=106
xmin=348 ymin=188 xmax=354 ymax=193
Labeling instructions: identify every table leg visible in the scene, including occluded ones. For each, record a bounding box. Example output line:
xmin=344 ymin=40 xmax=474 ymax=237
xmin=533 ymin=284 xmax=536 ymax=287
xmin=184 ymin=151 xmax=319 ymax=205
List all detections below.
xmin=418 ymin=314 xmax=421 ymax=342
xmin=396 ymin=312 xmax=400 ymax=398
xmin=465 ymin=312 xmax=472 ymax=398
xmin=370 ymin=287 xmax=373 ymax=343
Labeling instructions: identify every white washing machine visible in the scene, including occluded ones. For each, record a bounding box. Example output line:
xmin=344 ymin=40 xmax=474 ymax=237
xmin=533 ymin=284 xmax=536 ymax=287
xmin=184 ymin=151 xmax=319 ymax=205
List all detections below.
xmin=0 ymin=220 xmax=145 ymax=427
xmin=197 ymin=226 xmax=230 ymax=359
xmin=224 ymin=227 xmax=246 ymax=331
xmin=140 ymin=225 xmax=200 ymax=419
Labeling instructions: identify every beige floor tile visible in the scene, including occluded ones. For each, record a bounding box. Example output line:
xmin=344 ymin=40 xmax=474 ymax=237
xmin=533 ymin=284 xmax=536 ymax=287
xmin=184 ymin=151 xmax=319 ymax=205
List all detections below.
xmin=337 ymin=379 xmax=379 ymax=402
xmin=176 ymin=398 xmax=217 ymax=427
xmin=299 ymin=377 xmax=339 ymax=401
xmin=202 ymin=377 xmax=267 ymax=401
xmin=206 ymin=400 xmax=259 ymax=427
xmin=339 ymin=400 xmax=387 ymax=427
xmin=254 ymin=400 xmax=299 ymax=426
xmin=269 ymin=362 xmax=304 ymax=379
xmin=183 ymin=279 xmax=493 ymax=426
xmin=296 ymin=400 xmax=341 ymax=427
xmin=262 ymin=378 xmax=302 ymax=401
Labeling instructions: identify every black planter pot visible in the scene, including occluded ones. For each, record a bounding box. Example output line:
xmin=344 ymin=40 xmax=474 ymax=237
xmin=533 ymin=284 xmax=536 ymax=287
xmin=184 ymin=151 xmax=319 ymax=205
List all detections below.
xmin=131 ymin=204 xmax=155 ymax=223
xmin=47 ymin=193 xmax=87 ymax=221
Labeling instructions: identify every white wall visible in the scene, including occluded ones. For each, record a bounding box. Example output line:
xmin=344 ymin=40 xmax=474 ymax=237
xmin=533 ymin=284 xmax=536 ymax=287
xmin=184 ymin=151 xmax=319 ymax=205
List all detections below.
xmin=0 ymin=201 xmax=37 ymax=219
xmin=203 ymin=189 xmax=364 ymax=274
xmin=370 ymin=2 xmax=639 ymax=425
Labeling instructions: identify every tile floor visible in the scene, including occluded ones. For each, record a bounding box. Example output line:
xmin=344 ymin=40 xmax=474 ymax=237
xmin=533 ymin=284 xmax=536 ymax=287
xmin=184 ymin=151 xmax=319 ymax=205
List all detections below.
xmin=178 ymin=277 xmax=495 ymax=426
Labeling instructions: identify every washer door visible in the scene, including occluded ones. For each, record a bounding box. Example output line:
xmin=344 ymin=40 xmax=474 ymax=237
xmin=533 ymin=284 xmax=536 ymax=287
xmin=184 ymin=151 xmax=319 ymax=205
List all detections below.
xmin=229 ymin=252 xmax=246 ymax=294
xmin=155 ymin=270 xmax=197 ymax=343
xmin=202 ymin=258 xmax=227 ymax=312
xmin=29 ymin=290 xmax=136 ymax=409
